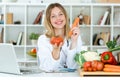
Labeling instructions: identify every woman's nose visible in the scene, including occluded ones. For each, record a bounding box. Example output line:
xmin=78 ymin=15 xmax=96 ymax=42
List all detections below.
xmin=56 ymin=15 xmax=61 ymax=20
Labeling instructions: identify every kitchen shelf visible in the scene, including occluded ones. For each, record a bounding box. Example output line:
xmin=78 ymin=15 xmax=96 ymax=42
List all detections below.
xmin=0 ymin=3 xmax=120 ymax=62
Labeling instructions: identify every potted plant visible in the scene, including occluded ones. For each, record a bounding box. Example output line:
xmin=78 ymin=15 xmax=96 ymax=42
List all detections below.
xmin=29 ymin=32 xmax=39 ymax=45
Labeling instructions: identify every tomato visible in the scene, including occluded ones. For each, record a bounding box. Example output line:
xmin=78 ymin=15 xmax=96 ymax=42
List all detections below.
xmin=88 ymin=67 xmax=92 ymax=71
xmin=83 ymin=67 xmax=87 ymax=71
xmin=91 ymin=60 xmax=98 ymax=69
xmin=92 ymin=67 xmax=97 ymax=71
xmin=96 ymin=61 xmax=104 ymax=71
xmin=83 ymin=61 xmax=91 ymax=68
xmin=50 ymin=36 xmax=63 ymax=46
xmin=31 ymin=48 xmax=37 ymax=53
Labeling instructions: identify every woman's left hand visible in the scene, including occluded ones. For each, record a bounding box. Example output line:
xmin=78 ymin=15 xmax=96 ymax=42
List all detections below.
xmin=70 ymin=26 xmax=80 ymax=42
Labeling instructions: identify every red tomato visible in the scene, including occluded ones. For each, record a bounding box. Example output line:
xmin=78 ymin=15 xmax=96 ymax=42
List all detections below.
xmin=83 ymin=67 xmax=87 ymax=71
xmin=83 ymin=61 xmax=91 ymax=69
xmin=92 ymin=67 xmax=97 ymax=71
xmin=31 ymin=48 xmax=37 ymax=53
xmin=50 ymin=36 xmax=63 ymax=46
xmin=96 ymin=61 xmax=104 ymax=71
xmin=88 ymin=67 xmax=92 ymax=71
xmin=91 ymin=60 xmax=98 ymax=69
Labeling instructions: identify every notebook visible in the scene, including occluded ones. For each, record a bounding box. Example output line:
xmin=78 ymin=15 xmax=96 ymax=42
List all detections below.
xmin=0 ymin=43 xmax=43 ymax=75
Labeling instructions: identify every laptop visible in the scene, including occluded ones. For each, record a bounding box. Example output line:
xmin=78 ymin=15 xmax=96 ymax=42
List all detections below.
xmin=0 ymin=43 xmax=43 ymax=75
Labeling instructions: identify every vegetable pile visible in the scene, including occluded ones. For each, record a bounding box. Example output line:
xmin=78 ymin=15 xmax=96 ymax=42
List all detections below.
xmin=74 ymin=40 xmax=120 ymax=72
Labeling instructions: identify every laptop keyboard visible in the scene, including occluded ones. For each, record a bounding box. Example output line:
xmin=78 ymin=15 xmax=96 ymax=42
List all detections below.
xmin=19 ymin=62 xmax=43 ymax=74
xmin=20 ymin=67 xmax=43 ymax=74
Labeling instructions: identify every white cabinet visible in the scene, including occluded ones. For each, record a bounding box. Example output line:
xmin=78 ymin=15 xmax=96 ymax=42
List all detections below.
xmin=0 ymin=3 xmax=120 ymax=62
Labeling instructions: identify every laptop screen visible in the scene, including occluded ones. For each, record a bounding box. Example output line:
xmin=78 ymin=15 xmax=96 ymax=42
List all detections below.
xmin=0 ymin=43 xmax=21 ymax=74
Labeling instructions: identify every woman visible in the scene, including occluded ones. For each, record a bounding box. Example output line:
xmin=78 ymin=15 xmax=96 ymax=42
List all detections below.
xmin=37 ymin=3 xmax=82 ymax=72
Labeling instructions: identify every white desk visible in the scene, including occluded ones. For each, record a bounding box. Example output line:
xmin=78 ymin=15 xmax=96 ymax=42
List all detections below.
xmin=0 ymin=72 xmax=79 ymax=77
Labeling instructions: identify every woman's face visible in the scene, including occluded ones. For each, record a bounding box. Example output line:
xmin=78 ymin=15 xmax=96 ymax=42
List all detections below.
xmin=50 ymin=7 xmax=66 ymax=29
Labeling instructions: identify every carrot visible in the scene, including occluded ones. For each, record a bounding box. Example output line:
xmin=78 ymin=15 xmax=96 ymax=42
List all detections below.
xmin=72 ymin=17 xmax=80 ymax=28
xmin=104 ymin=64 xmax=120 ymax=69
xmin=103 ymin=67 xmax=120 ymax=72
xmin=69 ymin=17 xmax=80 ymax=37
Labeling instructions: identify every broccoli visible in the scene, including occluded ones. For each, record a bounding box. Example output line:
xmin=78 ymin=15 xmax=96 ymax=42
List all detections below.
xmin=106 ymin=40 xmax=120 ymax=52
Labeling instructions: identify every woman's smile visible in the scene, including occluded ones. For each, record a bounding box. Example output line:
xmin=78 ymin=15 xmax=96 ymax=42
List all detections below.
xmin=54 ymin=20 xmax=63 ymax=25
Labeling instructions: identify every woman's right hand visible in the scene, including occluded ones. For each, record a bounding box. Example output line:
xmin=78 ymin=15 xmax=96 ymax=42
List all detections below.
xmin=52 ymin=42 xmax=63 ymax=60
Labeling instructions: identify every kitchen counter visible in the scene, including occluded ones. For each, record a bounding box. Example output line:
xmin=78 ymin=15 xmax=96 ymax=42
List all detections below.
xmin=0 ymin=71 xmax=80 ymax=77
xmin=0 ymin=71 xmax=79 ymax=77
xmin=0 ymin=62 xmax=80 ymax=77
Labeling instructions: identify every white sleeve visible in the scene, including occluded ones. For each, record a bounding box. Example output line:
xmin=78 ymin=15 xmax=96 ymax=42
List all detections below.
xmin=66 ymin=35 xmax=82 ymax=69
xmin=37 ymin=35 xmax=61 ymax=72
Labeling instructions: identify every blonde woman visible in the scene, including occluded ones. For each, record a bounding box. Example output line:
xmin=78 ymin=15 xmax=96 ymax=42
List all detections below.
xmin=37 ymin=3 xmax=82 ymax=72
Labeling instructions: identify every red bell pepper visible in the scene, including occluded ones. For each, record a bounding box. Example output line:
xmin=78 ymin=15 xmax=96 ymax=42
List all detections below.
xmin=101 ymin=51 xmax=118 ymax=65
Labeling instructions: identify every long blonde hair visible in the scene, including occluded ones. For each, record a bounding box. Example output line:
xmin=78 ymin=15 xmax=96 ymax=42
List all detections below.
xmin=44 ymin=3 xmax=70 ymax=39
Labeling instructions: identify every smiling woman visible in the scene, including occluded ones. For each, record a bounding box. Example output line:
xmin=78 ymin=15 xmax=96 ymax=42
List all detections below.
xmin=37 ymin=3 xmax=83 ymax=72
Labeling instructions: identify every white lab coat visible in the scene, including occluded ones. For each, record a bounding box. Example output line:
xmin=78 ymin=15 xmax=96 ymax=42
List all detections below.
xmin=37 ymin=34 xmax=82 ymax=72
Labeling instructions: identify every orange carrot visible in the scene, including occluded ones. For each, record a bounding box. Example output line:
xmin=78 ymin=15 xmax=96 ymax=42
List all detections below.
xmin=72 ymin=17 xmax=80 ymax=28
xmin=104 ymin=64 xmax=120 ymax=69
xmin=69 ymin=17 xmax=80 ymax=37
xmin=103 ymin=67 xmax=120 ymax=72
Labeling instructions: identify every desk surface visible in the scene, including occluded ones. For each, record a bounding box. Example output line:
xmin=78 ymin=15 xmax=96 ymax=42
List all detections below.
xmin=0 ymin=72 xmax=79 ymax=77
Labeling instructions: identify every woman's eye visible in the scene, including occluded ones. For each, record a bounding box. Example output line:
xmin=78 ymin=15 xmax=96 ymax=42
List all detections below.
xmin=51 ymin=16 xmax=55 ymax=18
xmin=59 ymin=13 xmax=63 ymax=16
